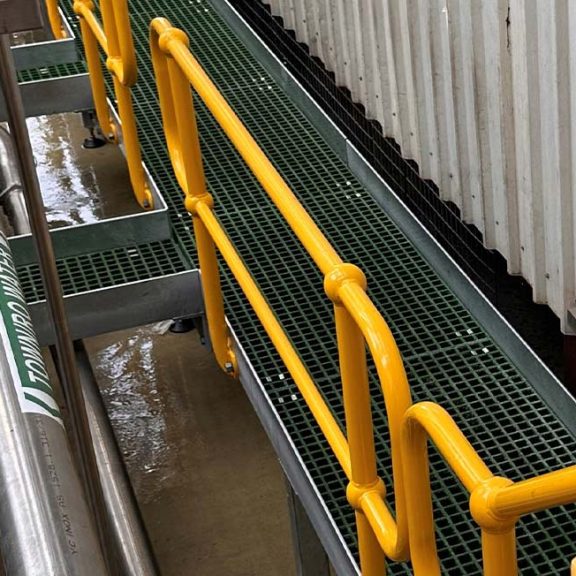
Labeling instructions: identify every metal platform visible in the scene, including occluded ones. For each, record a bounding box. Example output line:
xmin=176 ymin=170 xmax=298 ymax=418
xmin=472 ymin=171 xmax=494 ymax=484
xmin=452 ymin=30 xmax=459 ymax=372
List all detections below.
xmin=12 ymin=8 xmax=78 ymax=71
xmin=9 ymin=156 xmax=171 ymax=267
xmin=6 ymin=42 xmax=90 ymax=120
xmin=18 ymin=1 xmax=576 ymax=574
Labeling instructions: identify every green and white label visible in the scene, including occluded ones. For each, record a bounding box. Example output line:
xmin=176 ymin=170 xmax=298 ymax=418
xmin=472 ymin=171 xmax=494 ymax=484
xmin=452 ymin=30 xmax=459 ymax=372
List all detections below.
xmin=0 ymin=235 xmax=62 ymax=423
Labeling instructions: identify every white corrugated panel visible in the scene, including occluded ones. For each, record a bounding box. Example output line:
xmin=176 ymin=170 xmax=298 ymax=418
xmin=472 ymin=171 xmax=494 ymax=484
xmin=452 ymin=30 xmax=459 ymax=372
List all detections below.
xmin=266 ymin=0 xmax=576 ymax=331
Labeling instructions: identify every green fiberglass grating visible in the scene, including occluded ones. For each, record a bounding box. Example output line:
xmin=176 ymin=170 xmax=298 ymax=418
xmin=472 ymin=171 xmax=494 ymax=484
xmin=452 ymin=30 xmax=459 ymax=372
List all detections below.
xmin=17 ymin=61 xmax=86 ymax=83
xmin=29 ymin=0 xmax=576 ymax=573
xmin=18 ymin=240 xmax=188 ymax=302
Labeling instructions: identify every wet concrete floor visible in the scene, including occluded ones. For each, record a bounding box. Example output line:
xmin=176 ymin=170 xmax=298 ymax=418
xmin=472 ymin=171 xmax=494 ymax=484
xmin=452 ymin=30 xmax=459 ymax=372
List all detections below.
xmin=26 ymin=112 xmax=139 ymax=229
xmin=27 ymin=112 xmax=296 ymax=575
xmin=85 ymin=326 xmax=296 ymax=576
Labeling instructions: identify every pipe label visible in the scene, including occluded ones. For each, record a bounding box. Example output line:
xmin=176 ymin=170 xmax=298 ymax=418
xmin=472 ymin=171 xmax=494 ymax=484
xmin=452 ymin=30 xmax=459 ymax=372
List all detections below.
xmin=0 ymin=233 xmax=62 ymax=423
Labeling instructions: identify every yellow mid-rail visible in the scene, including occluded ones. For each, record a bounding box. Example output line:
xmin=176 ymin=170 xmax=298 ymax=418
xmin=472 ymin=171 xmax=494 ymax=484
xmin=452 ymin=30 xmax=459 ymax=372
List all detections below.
xmin=47 ymin=4 xmax=576 ymax=574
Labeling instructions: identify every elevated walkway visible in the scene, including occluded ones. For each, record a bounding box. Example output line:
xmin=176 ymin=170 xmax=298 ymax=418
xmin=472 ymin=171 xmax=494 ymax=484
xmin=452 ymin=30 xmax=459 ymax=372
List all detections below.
xmin=16 ymin=1 xmax=576 ymax=573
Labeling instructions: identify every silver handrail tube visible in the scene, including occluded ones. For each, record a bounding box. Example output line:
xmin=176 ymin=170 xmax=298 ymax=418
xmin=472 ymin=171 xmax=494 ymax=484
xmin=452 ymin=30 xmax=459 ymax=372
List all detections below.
xmin=0 ymin=125 xmax=30 ymax=236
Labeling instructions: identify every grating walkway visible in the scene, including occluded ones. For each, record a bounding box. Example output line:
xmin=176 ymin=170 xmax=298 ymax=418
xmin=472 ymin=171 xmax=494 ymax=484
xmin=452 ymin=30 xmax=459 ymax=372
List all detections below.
xmin=18 ymin=1 xmax=576 ymax=573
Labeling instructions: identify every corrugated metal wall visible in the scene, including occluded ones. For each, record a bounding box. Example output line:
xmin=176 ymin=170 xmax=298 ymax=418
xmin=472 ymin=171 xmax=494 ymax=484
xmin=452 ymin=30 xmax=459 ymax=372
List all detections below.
xmin=266 ymin=0 xmax=576 ymax=331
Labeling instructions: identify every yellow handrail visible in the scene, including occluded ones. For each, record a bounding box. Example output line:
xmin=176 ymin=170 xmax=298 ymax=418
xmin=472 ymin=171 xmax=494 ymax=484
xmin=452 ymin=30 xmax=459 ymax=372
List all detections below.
xmin=45 ymin=0 xmax=67 ymax=39
xmin=149 ymin=18 xmax=576 ymax=575
xmin=150 ymin=17 xmax=412 ymax=574
xmin=197 ymin=201 xmax=352 ymax=476
xmin=48 ymin=0 xmax=153 ymax=209
xmin=49 ymin=3 xmax=576 ymax=573
xmin=402 ymin=402 xmax=576 ymax=575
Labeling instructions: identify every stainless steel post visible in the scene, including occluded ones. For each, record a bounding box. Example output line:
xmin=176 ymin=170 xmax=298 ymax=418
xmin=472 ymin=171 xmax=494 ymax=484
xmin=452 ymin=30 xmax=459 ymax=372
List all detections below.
xmin=0 ymin=231 xmax=107 ymax=575
xmin=0 ymin=125 xmax=30 ymax=235
xmin=75 ymin=341 xmax=159 ymax=576
xmin=286 ymin=479 xmax=332 ymax=576
xmin=0 ymin=33 xmax=116 ymax=573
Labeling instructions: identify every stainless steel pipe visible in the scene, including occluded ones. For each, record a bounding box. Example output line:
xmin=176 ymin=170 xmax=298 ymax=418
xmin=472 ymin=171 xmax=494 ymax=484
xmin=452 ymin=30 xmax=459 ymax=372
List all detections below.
xmin=0 ymin=231 xmax=107 ymax=575
xmin=0 ymin=33 xmax=116 ymax=573
xmin=0 ymin=125 xmax=30 ymax=235
xmin=0 ymin=35 xmax=158 ymax=575
xmin=75 ymin=341 xmax=159 ymax=576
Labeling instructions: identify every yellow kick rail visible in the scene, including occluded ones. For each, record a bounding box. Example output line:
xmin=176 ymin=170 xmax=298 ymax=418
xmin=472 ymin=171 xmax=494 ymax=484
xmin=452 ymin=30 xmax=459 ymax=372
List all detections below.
xmin=47 ymin=3 xmax=576 ymax=573
xmin=69 ymin=0 xmax=153 ymax=209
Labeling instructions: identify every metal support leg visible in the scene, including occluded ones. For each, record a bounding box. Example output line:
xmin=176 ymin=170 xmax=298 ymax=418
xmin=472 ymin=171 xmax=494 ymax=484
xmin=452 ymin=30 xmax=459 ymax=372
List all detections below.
xmin=81 ymin=111 xmax=106 ymax=149
xmin=286 ymin=479 xmax=332 ymax=576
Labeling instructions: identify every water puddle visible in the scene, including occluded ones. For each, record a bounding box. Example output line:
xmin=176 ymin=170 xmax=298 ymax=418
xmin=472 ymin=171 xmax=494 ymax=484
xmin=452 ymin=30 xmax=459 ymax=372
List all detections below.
xmin=91 ymin=325 xmax=176 ymax=501
xmin=87 ymin=324 xmax=296 ymax=575
xmin=88 ymin=322 xmax=243 ymax=505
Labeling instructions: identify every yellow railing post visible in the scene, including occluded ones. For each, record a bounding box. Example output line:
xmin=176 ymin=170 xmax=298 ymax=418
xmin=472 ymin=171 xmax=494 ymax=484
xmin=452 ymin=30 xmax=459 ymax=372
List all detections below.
xmin=399 ymin=403 xmax=576 ymax=575
xmin=45 ymin=0 xmax=67 ymax=39
xmin=75 ymin=5 xmax=113 ymax=138
xmin=470 ymin=477 xmax=518 ymax=576
xmin=479 ymin=527 xmax=517 ymax=576
xmin=150 ymin=19 xmax=236 ymax=376
xmin=326 ymin=264 xmax=386 ymax=576
xmin=339 ymin=283 xmax=412 ymax=562
xmin=72 ymin=0 xmax=153 ymax=209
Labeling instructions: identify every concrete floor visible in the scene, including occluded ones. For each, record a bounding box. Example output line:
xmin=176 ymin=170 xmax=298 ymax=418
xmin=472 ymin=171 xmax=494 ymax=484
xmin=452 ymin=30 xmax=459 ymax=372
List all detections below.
xmin=26 ymin=112 xmax=297 ymax=575
xmin=26 ymin=112 xmax=139 ymax=229
xmin=85 ymin=326 xmax=296 ymax=576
